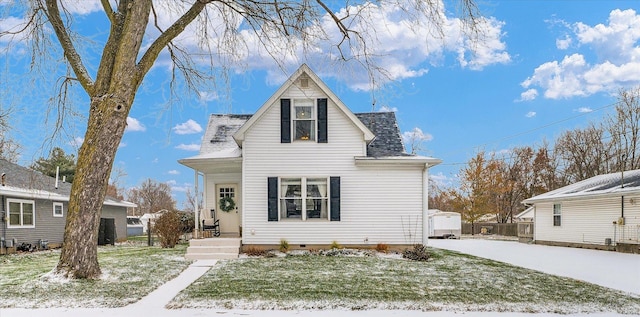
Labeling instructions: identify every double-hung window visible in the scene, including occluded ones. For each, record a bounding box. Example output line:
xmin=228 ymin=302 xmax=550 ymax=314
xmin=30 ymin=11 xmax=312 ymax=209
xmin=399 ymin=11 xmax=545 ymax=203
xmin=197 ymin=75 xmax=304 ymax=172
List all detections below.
xmin=293 ymin=99 xmax=316 ymax=141
xmin=7 ymin=198 xmax=35 ymax=228
xmin=280 ymin=177 xmax=328 ymax=220
xmin=553 ymin=203 xmax=561 ymax=226
xmin=53 ymin=202 xmax=63 ymax=217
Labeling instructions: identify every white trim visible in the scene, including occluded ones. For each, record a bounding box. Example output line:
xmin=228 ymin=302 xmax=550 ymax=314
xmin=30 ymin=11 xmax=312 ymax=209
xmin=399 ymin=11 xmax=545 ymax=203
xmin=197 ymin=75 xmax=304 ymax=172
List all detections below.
xmin=53 ymin=202 xmax=64 ymax=218
xmin=0 ymin=186 xmax=136 ymax=208
xmin=6 ymin=198 xmax=35 ymax=228
xmin=233 ymin=64 xmax=375 ymax=145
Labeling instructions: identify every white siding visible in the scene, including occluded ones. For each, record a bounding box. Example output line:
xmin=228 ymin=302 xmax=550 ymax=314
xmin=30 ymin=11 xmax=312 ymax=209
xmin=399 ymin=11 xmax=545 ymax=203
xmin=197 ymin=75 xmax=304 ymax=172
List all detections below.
xmin=534 ymin=195 xmax=640 ymax=245
xmin=241 ymin=85 xmax=424 ymax=245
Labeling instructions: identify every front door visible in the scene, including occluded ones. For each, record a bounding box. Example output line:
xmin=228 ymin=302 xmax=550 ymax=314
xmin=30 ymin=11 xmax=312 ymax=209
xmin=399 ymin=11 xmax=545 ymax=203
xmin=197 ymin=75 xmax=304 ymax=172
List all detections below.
xmin=216 ymin=184 xmax=240 ymax=235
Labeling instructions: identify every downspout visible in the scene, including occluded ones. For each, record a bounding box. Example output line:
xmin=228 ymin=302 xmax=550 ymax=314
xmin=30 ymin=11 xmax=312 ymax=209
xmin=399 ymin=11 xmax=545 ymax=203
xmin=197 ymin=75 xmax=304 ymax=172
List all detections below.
xmin=422 ymin=164 xmax=429 ymax=245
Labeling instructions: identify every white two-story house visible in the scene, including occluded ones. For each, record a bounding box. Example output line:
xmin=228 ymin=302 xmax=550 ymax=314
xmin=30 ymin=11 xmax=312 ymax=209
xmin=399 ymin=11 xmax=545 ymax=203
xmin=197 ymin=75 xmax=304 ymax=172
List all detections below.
xmin=179 ymin=64 xmax=441 ymax=250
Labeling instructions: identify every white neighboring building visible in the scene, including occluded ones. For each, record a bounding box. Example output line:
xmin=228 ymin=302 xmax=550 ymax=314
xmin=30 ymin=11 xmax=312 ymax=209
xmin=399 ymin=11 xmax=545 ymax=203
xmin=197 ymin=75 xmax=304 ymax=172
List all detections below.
xmin=523 ymin=170 xmax=640 ymax=251
xmin=179 ymin=64 xmax=441 ymax=248
xmin=428 ymin=209 xmax=461 ymax=238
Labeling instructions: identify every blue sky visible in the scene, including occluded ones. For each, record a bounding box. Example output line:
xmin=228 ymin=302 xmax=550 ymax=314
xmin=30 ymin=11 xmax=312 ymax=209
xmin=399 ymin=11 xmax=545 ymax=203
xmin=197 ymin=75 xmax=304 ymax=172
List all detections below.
xmin=1 ymin=1 xmax=640 ymax=208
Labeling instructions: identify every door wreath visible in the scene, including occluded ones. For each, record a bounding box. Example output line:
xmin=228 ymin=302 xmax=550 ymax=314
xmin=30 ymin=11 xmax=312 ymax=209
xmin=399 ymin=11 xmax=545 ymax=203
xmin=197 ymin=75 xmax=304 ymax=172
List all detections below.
xmin=219 ymin=196 xmax=236 ymax=212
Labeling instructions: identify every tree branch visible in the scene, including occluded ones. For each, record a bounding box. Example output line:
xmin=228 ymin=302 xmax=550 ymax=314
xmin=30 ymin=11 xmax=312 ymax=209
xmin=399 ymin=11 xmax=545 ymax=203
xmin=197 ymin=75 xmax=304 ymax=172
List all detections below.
xmin=136 ymin=0 xmax=211 ymax=81
xmin=43 ymin=0 xmax=95 ymax=94
xmin=100 ymin=0 xmax=116 ymax=24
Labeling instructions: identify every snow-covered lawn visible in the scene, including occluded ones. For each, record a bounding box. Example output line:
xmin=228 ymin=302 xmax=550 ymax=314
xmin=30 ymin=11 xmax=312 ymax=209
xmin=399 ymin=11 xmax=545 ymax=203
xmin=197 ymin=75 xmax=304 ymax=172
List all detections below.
xmin=0 ymin=243 xmax=191 ymax=308
xmin=169 ymin=249 xmax=640 ymax=314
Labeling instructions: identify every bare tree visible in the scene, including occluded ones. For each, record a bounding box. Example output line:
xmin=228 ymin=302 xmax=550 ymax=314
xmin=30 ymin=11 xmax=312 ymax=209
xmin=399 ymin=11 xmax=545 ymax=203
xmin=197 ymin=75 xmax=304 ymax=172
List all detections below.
xmin=2 ymin=0 xmax=481 ymax=279
xmin=606 ymin=87 xmax=640 ymax=171
xmin=554 ymin=123 xmax=613 ymax=183
xmin=126 ymin=178 xmax=176 ymax=217
xmin=182 ymin=187 xmax=203 ymax=213
xmin=402 ymin=127 xmax=432 ymax=155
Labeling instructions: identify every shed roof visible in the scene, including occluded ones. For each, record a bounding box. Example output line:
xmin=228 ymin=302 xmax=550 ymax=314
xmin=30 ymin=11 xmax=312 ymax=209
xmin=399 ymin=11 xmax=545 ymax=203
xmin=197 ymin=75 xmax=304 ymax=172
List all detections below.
xmin=523 ymin=169 xmax=640 ymax=203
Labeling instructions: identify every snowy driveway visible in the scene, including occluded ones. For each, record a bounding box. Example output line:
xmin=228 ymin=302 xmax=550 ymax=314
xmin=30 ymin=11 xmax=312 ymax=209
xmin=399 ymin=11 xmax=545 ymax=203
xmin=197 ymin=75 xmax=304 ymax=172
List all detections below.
xmin=428 ymin=239 xmax=640 ymax=295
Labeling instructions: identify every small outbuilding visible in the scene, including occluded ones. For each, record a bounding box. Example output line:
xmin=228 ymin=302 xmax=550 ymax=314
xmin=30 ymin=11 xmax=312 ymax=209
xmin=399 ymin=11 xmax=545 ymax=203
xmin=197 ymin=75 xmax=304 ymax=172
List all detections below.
xmin=428 ymin=209 xmax=461 ymax=238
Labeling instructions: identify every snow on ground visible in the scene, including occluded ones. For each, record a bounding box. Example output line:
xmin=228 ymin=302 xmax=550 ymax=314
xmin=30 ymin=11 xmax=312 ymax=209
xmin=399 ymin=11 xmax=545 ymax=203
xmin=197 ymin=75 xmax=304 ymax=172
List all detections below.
xmin=428 ymin=238 xmax=640 ymax=296
xmin=2 ymin=240 xmax=639 ymax=317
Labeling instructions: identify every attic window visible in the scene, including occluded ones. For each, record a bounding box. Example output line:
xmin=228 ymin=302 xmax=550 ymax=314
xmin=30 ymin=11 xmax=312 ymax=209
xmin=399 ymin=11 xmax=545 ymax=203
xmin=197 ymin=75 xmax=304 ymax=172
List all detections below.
xmin=300 ymin=77 xmax=309 ymax=88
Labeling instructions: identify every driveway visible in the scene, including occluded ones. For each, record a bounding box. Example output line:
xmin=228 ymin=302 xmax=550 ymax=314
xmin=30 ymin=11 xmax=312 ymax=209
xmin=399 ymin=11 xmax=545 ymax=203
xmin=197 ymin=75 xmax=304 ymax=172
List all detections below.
xmin=428 ymin=238 xmax=640 ymax=295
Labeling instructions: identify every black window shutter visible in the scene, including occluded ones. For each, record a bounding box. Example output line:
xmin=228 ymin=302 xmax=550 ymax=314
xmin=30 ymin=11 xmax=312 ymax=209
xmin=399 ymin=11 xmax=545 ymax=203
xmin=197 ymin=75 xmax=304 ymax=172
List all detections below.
xmin=280 ymin=99 xmax=291 ymax=143
xmin=317 ymin=98 xmax=328 ymax=143
xmin=268 ymin=177 xmax=278 ymax=221
xmin=330 ymin=176 xmax=340 ymax=221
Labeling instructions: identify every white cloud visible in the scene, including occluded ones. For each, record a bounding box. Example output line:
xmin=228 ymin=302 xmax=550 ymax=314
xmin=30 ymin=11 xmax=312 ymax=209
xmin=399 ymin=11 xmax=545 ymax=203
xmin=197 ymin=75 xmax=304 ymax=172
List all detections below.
xmin=173 ymin=119 xmax=203 ymax=135
xmin=59 ymin=0 xmax=103 ymax=15
xmin=402 ymin=127 xmax=433 ymax=144
xmin=519 ymin=88 xmax=538 ymax=101
xmin=556 ymin=35 xmax=572 ymax=50
xmin=125 ymin=117 xmax=146 ymax=132
xmin=167 ymin=179 xmax=191 ymax=193
xmin=68 ymin=137 xmax=84 ymax=147
xmin=149 ymin=2 xmax=509 ymax=91
xmin=168 ymin=170 xmax=180 ymax=175
xmin=176 ymin=143 xmax=201 ymax=151
xmin=522 ymin=9 xmax=640 ymax=100
xmin=198 ymin=91 xmax=219 ymax=103
xmin=378 ymin=105 xmax=398 ymax=112
xmin=575 ymin=107 xmax=593 ymax=113
xmin=152 ymin=158 xmax=159 ymax=163
xmin=526 ymin=111 xmax=536 ymax=118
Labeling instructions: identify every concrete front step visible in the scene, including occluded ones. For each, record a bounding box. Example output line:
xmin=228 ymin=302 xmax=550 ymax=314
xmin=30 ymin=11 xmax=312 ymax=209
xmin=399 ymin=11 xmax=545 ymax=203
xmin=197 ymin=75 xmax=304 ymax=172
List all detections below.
xmin=186 ymin=246 xmax=239 ymax=253
xmin=185 ymin=252 xmax=238 ymax=260
xmin=189 ymin=238 xmax=241 ymax=247
xmin=185 ymin=237 xmax=241 ymax=260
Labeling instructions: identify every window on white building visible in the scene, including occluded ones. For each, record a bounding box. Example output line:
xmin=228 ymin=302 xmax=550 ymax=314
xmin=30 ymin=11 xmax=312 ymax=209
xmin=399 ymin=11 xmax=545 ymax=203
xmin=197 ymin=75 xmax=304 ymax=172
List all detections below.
xmin=553 ymin=203 xmax=561 ymax=226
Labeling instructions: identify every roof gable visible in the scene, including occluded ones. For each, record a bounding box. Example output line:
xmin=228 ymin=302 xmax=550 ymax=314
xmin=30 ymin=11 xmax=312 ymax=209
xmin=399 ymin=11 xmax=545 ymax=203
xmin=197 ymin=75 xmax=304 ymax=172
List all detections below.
xmin=233 ymin=64 xmax=375 ymax=144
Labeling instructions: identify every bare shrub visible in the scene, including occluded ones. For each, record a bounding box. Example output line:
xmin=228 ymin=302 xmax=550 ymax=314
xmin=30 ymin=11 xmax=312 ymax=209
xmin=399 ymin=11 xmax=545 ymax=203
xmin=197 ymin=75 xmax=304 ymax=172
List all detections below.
xmin=244 ymin=246 xmax=267 ymax=257
xmin=403 ymin=244 xmax=431 ymax=261
xmin=154 ymin=210 xmax=182 ymax=248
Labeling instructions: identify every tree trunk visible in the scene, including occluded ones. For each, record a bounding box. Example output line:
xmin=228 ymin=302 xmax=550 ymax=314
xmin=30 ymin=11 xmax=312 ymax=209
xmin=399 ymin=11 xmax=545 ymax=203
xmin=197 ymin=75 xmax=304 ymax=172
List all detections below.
xmin=55 ymin=94 xmax=130 ymax=279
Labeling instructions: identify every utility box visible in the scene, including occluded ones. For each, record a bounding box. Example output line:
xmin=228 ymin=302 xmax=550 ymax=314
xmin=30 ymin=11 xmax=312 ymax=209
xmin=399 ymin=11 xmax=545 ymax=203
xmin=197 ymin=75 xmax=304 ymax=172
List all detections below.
xmin=98 ymin=218 xmax=116 ymax=246
xmin=617 ymin=217 xmax=625 ymax=225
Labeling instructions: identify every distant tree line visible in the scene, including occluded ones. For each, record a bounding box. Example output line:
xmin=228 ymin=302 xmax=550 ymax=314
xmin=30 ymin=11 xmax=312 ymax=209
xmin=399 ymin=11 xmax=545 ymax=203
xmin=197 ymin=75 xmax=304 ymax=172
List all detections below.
xmin=431 ymin=87 xmax=640 ymax=226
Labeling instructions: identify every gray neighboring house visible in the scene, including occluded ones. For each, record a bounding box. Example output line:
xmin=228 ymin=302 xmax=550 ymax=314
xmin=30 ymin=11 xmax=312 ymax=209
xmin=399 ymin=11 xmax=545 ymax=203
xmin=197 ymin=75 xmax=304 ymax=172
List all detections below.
xmin=0 ymin=159 xmax=136 ymax=253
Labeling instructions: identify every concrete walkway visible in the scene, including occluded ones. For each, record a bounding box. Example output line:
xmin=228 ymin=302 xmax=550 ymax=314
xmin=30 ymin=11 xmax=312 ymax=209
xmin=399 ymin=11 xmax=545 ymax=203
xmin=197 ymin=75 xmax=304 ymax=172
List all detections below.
xmin=428 ymin=239 xmax=640 ymax=295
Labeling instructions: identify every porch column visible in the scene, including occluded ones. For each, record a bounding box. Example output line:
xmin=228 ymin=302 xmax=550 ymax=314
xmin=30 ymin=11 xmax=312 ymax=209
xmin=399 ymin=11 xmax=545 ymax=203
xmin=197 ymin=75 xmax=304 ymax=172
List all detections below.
xmin=194 ymin=170 xmax=200 ymax=234
xmin=422 ymin=164 xmax=429 ymax=245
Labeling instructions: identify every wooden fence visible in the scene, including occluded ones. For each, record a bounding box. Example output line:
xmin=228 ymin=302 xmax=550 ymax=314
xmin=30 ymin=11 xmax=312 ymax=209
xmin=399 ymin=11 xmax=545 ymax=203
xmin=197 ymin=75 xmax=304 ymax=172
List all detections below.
xmin=462 ymin=222 xmax=519 ymax=236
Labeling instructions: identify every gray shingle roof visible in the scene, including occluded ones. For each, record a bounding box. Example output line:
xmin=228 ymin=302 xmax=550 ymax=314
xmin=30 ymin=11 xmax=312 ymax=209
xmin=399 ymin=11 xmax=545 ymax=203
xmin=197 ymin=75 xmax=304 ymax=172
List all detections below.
xmin=201 ymin=112 xmax=408 ymax=157
xmin=355 ymin=112 xmax=408 ymax=157
xmin=0 ymin=159 xmax=134 ymax=207
xmin=0 ymin=159 xmax=72 ymax=195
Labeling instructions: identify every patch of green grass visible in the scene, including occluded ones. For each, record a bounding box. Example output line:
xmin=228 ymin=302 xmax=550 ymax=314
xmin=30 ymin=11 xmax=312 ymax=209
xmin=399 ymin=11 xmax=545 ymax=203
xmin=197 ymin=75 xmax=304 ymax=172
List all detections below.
xmin=172 ymin=248 xmax=640 ymax=314
xmin=0 ymin=244 xmax=190 ymax=308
